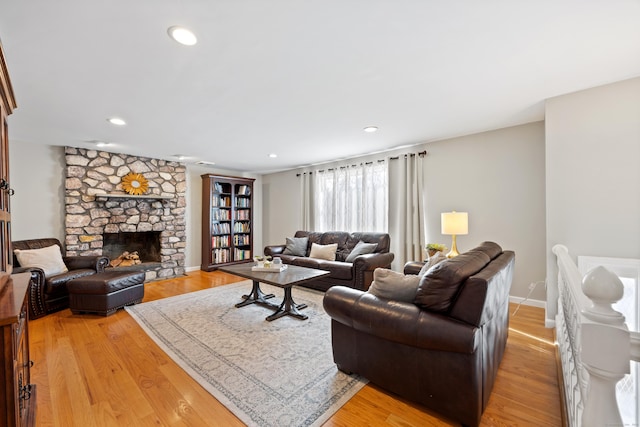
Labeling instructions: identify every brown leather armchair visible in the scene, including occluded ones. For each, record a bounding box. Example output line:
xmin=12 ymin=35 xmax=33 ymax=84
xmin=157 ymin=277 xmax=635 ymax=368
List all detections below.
xmin=12 ymin=238 xmax=110 ymax=319
xmin=323 ymin=242 xmax=514 ymax=427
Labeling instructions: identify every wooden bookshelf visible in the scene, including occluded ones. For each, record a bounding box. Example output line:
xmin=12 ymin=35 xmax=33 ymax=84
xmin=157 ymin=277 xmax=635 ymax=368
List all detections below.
xmin=201 ymin=175 xmax=255 ymax=271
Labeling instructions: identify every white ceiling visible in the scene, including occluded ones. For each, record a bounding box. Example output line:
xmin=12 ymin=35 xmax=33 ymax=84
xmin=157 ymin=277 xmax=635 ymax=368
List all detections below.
xmin=1 ymin=1 xmax=639 ymax=174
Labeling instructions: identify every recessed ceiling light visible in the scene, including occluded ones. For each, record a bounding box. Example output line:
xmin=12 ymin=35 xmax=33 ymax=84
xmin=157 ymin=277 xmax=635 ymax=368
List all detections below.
xmin=86 ymin=140 xmax=113 ymax=147
xmin=269 ymin=153 xmax=278 ymax=158
xmin=363 ymin=126 xmax=378 ymax=133
xmin=173 ymin=154 xmax=187 ymax=161
xmin=196 ymin=161 xmax=216 ymax=166
xmin=107 ymin=117 xmax=126 ymax=126
xmin=168 ymin=26 xmax=197 ymax=46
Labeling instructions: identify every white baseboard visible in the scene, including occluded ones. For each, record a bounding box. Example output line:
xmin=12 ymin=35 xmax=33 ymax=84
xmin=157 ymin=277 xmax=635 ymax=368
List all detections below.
xmin=185 ymin=265 xmax=200 ymax=272
xmin=509 ymin=295 xmax=546 ymax=309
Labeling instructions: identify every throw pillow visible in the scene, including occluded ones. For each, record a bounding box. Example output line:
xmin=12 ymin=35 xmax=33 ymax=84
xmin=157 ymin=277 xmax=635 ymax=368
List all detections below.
xmin=367 ymin=268 xmax=421 ymax=302
xmin=14 ymin=244 xmax=69 ymax=278
xmin=418 ymin=251 xmax=447 ymax=276
xmin=309 ymin=243 xmax=338 ymax=261
xmin=414 ymin=251 xmax=490 ymax=313
xmin=345 ymin=240 xmax=378 ymax=262
xmin=282 ymin=236 xmax=308 ymax=256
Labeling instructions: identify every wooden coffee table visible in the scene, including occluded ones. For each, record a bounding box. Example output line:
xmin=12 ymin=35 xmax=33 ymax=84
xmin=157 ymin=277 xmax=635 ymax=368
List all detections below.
xmin=218 ymin=263 xmax=330 ymax=321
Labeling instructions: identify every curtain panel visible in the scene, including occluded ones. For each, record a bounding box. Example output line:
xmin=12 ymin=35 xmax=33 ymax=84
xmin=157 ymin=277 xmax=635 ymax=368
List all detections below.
xmin=388 ymin=153 xmax=426 ymax=270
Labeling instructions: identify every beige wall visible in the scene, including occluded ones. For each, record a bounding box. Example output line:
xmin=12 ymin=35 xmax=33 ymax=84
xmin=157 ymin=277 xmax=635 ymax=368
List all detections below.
xmin=9 ymin=142 xmax=66 ymax=241
xmin=545 ymin=76 xmax=640 ymax=323
xmin=262 ymin=122 xmax=547 ymax=302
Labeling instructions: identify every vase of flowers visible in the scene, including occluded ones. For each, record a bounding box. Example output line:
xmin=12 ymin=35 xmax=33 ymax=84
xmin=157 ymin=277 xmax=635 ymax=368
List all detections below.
xmin=426 ymin=243 xmax=447 ymax=258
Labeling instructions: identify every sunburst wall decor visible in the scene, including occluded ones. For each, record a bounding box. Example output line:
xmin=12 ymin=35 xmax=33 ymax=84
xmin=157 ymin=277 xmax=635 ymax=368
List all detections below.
xmin=121 ymin=172 xmax=149 ymax=195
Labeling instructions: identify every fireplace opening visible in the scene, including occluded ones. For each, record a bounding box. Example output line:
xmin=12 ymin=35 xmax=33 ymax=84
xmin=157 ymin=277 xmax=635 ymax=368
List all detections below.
xmin=103 ymin=231 xmax=162 ymax=266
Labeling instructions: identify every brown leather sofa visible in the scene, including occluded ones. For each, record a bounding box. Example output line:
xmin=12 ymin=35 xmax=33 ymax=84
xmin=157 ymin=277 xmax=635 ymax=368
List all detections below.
xmin=323 ymin=242 xmax=514 ymax=427
xmin=12 ymin=238 xmax=110 ymax=319
xmin=264 ymin=231 xmax=394 ymax=291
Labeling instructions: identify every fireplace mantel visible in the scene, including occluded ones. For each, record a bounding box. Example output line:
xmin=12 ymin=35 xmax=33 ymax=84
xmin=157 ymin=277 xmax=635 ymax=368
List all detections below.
xmin=95 ymin=193 xmax=173 ymax=200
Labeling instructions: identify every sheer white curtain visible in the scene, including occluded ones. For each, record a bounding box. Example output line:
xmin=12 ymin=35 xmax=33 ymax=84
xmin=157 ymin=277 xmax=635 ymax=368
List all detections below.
xmin=314 ymin=162 xmax=388 ymax=232
xmin=388 ymin=153 xmax=426 ymax=270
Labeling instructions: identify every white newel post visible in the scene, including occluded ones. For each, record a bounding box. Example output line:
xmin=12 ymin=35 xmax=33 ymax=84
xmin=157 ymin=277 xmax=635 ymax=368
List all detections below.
xmin=580 ymin=266 xmax=630 ymax=427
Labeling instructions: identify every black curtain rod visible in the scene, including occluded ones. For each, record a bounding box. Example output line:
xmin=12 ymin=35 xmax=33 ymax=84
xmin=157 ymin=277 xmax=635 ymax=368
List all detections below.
xmin=389 ymin=150 xmax=427 ymax=160
xmin=296 ymin=151 xmax=426 ymax=176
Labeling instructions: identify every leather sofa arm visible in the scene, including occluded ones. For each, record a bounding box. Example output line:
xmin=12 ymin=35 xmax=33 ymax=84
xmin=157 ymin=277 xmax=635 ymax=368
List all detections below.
xmin=323 ymin=286 xmax=478 ymax=354
xmin=264 ymin=245 xmax=286 ymax=257
xmin=64 ymin=255 xmax=110 ymax=272
xmin=13 ymin=266 xmax=47 ymax=319
xmin=404 ymin=261 xmax=425 ymax=275
xmin=352 ymin=252 xmax=394 ymax=290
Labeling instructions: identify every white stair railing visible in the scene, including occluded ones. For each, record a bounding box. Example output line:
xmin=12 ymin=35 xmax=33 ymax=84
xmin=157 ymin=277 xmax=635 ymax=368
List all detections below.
xmin=553 ymin=244 xmax=638 ymax=427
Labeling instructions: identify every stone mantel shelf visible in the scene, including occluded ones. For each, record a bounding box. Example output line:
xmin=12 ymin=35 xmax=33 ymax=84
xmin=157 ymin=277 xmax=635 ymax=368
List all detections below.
xmin=95 ymin=193 xmax=173 ymax=200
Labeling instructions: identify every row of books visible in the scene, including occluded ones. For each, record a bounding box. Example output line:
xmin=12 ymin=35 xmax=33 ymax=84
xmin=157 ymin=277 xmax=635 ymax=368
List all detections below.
xmin=233 ymin=222 xmax=250 ymax=233
xmin=235 ymin=249 xmax=252 ymax=260
xmin=212 ymin=196 xmax=231 ymax=207
xmin=212 ymin=223 xmax=230 ymax=234
xmin=212 ymin=248 xmax=231 ymax=264
xmin=235 ymin=210 xmax=250 ymax=220
xmin=212 ymin=209 xmax=231 ymax=220
xmin=212 ymin=248 xmax=252 ymax=264
xmin=236 ymin=185 xmax=251 ymax=196
xmin=212 ymin=235 xmax=230 ymax=248
xmin=234 ymin=234 xmax=250 ymax=246
xmin=235 ymin=197 xmax=251 ymax=207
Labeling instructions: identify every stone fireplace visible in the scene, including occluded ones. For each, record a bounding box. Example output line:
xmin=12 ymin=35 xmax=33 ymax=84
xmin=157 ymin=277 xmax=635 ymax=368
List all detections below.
xmin=64 ymin=147 xmax=187 ymax=280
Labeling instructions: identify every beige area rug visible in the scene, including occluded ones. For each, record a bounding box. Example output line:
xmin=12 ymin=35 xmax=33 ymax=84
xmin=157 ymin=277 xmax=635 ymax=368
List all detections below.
xmin=125 ymin=281 xmax=367 ymax=427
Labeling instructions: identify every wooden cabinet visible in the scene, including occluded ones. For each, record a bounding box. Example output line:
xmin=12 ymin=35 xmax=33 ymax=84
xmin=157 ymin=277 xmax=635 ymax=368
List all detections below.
xmin=201 ymin=175 xmax=255 ymax=271
xmin=0 ymin=39 xmax=16 ymax=273
xmin=0 ymin=272 xmax=35 ymax=427
xmin=1 ymin=38 xmax=33 ymax=427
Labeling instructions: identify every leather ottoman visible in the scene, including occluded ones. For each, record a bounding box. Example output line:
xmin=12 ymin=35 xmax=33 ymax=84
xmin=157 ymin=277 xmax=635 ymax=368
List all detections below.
xmin=67 ymin=270 xmax=145 ymax=316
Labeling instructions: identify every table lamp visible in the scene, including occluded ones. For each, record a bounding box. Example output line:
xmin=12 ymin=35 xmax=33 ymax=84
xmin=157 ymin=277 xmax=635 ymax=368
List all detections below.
xmin=441 ymin=211 xmax=468 ymax=258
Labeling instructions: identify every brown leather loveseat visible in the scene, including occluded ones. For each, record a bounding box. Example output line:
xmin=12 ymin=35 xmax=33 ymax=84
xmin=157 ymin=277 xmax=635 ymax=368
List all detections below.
xmin=12 ymin=238 xmax=110 ymax=319
xmin=264 ymin=231 xmax=394 ymax=291
xmin=323 ymin=242 xmax=514 ymax=427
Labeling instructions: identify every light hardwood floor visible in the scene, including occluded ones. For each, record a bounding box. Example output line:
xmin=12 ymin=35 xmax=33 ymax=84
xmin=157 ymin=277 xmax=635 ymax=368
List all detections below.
xmin=29 ymin=271 xmax=562 ymax=426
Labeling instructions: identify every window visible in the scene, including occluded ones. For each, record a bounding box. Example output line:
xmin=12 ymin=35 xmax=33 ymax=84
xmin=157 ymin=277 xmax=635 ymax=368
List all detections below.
xmin=314 ymin=162 xmax=387 ymax=232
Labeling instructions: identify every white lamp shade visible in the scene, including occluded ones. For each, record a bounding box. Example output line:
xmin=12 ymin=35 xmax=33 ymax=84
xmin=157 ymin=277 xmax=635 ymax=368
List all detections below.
xmin=441 ymin=211 xmax=469 ymax=235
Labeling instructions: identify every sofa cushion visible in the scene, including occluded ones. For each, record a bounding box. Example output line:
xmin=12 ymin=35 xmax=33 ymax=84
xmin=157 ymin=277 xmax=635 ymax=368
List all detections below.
xmin=418 ymin=252 xmax=447 ymax=276
xmin=283 ymin=236 xmax=309 ymax=256
xmin=414 ymin=251 xmax=491 ymax=313
xmin=14 ymin=244 xmax=69 ymax=278
xmin=309 ymin=243 xmax=338 ymax=261
xmin=367 ymin=268 xmax=421 ymax=302
xmin=345 ymin=240 xmax=378 ymax=262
